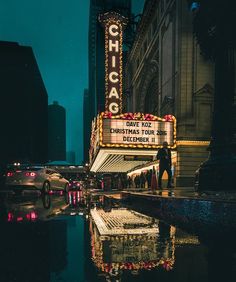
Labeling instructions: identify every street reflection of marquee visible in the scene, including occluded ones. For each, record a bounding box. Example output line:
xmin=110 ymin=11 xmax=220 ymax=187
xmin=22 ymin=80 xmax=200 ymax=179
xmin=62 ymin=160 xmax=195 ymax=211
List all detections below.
xmin=99 ymin=12 xmax=128 ymax=114
xmin=89 ymin=209 xmax=175 ymax=274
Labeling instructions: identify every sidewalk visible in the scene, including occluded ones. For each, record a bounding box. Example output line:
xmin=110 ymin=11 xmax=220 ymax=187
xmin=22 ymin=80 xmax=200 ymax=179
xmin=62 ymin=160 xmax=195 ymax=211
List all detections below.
xmin=120 ymin=188 xmax=236 ymax=233
xmin=88 ymin=186 xmax=236 ymax=203
xmin=121 ymin=187 xmax=236 ymax=203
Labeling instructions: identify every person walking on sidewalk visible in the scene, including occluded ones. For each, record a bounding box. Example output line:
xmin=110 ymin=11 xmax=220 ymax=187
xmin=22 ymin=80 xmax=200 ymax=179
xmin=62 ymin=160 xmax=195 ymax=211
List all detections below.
xmin=146 ymin=169 xmax=152 ymax=189
xmin=156 ymin=141 xmax=173 ymax=189
xmin=140 ymin=172 xmax=146 ymax=188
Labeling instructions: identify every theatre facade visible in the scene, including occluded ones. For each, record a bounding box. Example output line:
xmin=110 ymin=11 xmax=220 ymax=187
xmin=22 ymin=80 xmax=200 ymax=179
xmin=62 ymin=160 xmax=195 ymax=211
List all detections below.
xmin=89 ymin=0 xmax=214 ymax=187
xmin=123 ymin=0 xmax=214 ymax=187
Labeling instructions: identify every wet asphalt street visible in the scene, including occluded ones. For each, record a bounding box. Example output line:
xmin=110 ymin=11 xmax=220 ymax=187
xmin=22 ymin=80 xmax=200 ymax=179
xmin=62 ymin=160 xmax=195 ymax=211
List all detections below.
xmin=0 ymin=188 xmax=235 ymax=282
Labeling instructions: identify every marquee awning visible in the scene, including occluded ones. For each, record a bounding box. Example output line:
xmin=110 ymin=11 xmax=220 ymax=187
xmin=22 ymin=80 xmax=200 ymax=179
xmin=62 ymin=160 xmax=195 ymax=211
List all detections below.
xmin=90 ymin=148 xmax=157 ymax=172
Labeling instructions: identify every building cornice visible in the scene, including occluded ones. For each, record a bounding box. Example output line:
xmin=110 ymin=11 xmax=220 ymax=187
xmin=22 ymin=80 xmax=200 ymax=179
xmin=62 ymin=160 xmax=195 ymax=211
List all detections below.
xmin=128 ymin=0 xmax=158 ymax=62
xmin=126 ymin=0 xmax=176 ymax=76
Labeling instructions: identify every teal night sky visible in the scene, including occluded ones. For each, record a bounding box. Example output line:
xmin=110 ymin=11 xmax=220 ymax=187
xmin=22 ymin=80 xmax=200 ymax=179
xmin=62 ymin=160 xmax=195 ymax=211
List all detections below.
xmin=0 ymin=0 xmax=144 ymax=163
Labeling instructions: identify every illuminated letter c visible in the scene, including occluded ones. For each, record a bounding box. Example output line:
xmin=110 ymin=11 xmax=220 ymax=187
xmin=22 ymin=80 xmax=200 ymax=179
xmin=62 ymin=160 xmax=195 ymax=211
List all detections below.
xmin=109 ymin=24 xmax=119 ymax=36
xmin=109 ymin=72 xmax=119 ymax=83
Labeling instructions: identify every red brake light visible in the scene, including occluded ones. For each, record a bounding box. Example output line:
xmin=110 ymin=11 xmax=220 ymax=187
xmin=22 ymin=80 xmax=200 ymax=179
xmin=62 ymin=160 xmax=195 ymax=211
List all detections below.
xmin=25 ymin=172 xmax=36 ymax=177
xmin=30 ymin=211 xmax=37 ymax=220
xmin=7 ymin=212 xmax=14 ymax=222
xmin=7 ymin=172 xmax=14 ymax=177
xmin=26 ymin=211 xmax=38 ymax=221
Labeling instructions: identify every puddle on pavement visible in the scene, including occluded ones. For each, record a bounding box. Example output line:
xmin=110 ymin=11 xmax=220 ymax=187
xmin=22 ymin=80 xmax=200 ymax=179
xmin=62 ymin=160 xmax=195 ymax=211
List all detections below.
xmin=0 ymin=190 xmax=235 ymax=282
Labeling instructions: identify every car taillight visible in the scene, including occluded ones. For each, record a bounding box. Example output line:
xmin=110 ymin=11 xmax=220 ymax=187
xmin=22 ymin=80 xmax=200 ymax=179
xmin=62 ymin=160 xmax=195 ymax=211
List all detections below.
xmin=25 ymin=172 xmax=37 ymax=177
xmin=30 ymin=211 xmax=37 ymax=220
xmin=7 ymin=172 xmax=14 ymax=177
xmin=7 ymin=212 xmax=14 ymax=222
xmin=26 ymin=211 xmax=38 ymax=221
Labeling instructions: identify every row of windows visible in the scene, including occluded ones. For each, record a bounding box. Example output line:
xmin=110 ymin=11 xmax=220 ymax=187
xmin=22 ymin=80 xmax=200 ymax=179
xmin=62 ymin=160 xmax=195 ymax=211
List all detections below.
xmin=135 ymin=0 xmax=171 ymax=69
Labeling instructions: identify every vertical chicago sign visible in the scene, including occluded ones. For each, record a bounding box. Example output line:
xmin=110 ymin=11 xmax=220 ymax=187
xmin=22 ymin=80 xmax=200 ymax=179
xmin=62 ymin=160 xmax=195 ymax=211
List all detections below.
xmin=99 ymin=12 xmax=128 ymax=114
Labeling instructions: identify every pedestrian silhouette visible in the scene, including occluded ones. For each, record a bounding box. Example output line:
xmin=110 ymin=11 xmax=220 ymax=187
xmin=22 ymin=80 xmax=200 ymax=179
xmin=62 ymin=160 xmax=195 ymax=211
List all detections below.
xmin=156 ymin=141 xmax=173 ymax=189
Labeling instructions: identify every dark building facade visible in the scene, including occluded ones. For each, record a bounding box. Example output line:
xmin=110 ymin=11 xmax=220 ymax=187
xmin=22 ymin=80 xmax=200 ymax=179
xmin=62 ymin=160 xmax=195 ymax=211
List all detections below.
xmin=0 ymin=41 xmax=48 ymax=168
xmin=48 ymin=101 xmax=66 ymax=161
xmin=124 ymin=0 xmax=214 ymax=187
xmin=84 ymin=0 xmax=132 ymax=163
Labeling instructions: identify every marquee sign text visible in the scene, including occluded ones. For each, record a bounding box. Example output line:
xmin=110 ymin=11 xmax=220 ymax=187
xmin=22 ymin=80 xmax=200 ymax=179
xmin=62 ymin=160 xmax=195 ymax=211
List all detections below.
xmin=102 ymin=119 xmax=175 ymax=147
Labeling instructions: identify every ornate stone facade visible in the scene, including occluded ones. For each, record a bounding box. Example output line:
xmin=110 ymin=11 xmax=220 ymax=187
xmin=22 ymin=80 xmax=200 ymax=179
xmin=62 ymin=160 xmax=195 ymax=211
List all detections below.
xmin=124 ymin=0 xmax=214 ymax=187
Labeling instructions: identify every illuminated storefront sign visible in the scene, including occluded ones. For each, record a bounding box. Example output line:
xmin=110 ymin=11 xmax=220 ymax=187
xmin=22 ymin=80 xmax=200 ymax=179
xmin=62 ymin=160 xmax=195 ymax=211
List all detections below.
xmin=99 ymin=112 xmax=176 ymax=149
xmin=99 ymin=12 xmax=128 ymax=114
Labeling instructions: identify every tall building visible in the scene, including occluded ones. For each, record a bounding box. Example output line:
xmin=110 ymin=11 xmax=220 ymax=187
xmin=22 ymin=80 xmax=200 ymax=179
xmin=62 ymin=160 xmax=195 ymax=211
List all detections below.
xmin=0 ymin=41 xmax=48 ymax=168
xmin=48 ymin=101 xmax=66 ymax=161
xmin=124 ymin=0 xmax=214 ymax=187
xmin=83 ymin=88 xmax=90 ymax=163
xmin=84 ymin=0 xmax=132 ymax=163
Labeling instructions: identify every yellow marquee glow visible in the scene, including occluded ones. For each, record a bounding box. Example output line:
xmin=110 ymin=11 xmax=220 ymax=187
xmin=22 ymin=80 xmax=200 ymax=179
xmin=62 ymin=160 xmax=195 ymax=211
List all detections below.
xmin=176 ymin=140 xmax=210 ymax=146
xmin=98 ymin=112 xmax=177 ymax=149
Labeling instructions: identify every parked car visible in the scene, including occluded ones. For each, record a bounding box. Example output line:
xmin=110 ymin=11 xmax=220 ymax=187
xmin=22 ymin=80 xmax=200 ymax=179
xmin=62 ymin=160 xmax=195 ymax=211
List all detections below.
xmin=5 ymin=165 xmax=69 ymax=193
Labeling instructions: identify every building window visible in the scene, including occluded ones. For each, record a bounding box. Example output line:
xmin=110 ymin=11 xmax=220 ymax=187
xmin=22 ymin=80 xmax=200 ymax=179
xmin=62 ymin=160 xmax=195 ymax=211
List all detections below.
xmin=152 ymin=16 xmax=157 ymax=34
xmin=157 ymin=2 xmax=160 ymax=21
xmin=144 ymin=78 xmax=159 ymax=115
xmin=143 ymin=39 xmax=147 ymax=53
xmin=141 ymin=46 xmax=144 ymax=57
xmin=137 ymin=58 xmax=140 ymax=69
xmin=161 ymin=0 xmax=164 ymax=13
xmin=148 ymin=28 xmax=152 ymax=42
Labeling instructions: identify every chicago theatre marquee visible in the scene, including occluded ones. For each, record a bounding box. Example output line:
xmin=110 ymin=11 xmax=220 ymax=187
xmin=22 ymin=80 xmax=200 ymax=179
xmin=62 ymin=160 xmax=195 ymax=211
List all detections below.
xmin=90 ymin=112 xmax=176 ymax=172
xmin=89 ymin=11 xmax=177 ymax=174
